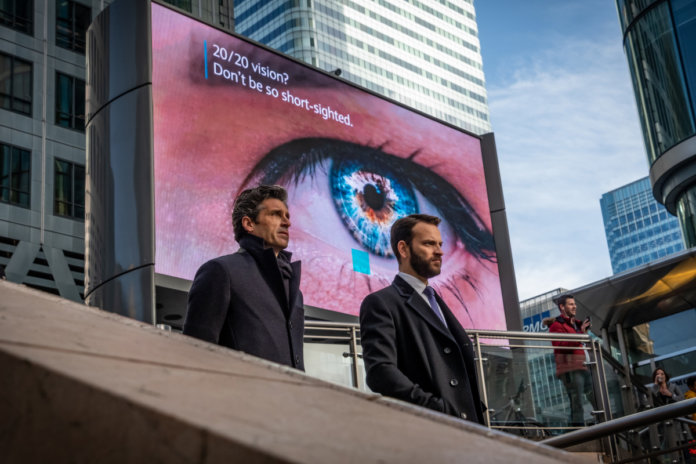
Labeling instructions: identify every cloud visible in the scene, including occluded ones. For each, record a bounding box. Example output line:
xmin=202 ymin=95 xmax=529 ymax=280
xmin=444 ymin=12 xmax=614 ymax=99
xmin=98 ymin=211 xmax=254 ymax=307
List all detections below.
xmin=488 ymin=34 xmax=649 ymax=300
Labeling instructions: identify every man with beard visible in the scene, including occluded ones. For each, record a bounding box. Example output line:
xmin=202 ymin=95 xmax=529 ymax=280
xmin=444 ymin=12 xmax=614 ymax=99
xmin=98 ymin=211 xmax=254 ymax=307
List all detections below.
xmin=359 ymin=214 xmax=485 ymax=423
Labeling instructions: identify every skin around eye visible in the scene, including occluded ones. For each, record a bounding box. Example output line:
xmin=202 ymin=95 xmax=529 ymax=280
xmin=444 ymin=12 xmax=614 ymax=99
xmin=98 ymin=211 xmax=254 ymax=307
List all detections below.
xmin=152 ymin=6 xmax=506 ymax=330
xmin=240 ymin=138 xmax=498 ymax=325
xmin=241 ymin=137 xmax=494 ymax=262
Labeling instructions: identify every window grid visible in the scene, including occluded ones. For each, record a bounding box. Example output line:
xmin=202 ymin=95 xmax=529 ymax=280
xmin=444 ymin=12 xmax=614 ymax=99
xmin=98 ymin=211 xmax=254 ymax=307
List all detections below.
xmin=0 ymin=142 xmax=31 ymax=208
xmin=0 ymin=0 xmax=33 ymax=35
xmin=54 ymin=158 xmax=85 ymax=220
xmin=55 ymin=72 xmax=86 ymax=131
xmin=0 ymin=51 xmax=32 ymax=116
xmin=56 ymin=0 xmax=91 ymax=54
xmin=600 ymin=178 xmax=684 ymax=273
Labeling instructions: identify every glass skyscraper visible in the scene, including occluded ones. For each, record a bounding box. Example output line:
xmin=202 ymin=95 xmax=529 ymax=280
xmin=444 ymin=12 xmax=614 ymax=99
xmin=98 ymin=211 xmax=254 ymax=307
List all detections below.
xmin=233 ymin=0 xmax=491 ymax=135
xmin=600 ymin=177 xmax=684 ymax=274
xmin=617 ymin=0 xmax=696 ymax=245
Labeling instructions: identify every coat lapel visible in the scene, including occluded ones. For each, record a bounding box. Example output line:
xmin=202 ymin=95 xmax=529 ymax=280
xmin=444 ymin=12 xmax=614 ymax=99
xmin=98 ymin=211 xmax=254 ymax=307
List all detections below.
xmin=288 ymin=260 xmax=302 ymax=315
xmin=257 ymin=250 xmax=290 ymax=313
xmin=439 ymin=295 xmax=473 ymax=351
xmin=393 ymin=276 xmax=455 ymax=341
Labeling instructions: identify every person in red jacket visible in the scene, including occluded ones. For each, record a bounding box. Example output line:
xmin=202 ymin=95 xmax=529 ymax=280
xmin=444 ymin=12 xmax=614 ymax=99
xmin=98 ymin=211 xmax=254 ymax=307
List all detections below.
xmin=545 ymin=294 xmax=595 ymax=426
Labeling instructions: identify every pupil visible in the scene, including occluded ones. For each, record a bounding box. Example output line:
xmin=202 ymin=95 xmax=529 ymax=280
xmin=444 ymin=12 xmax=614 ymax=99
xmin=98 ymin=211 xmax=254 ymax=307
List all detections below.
xmin=363 ymin=184 xmax=386 ymax=210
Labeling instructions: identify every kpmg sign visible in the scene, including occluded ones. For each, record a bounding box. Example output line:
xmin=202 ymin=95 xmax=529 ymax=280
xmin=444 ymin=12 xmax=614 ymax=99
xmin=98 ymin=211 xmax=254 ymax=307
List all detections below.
xmin=522 ymin=310 xmax=551 ymax=332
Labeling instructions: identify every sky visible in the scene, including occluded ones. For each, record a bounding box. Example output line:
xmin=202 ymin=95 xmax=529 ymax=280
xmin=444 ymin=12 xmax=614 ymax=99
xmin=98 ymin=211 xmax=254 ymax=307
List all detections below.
xmin=474 ymin=0 xmax=650 ymax=300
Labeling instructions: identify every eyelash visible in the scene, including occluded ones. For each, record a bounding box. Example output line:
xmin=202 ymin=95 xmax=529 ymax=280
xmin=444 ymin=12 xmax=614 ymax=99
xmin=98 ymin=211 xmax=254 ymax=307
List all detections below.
xmin=240 ymin=137 xmax=496 ymax=262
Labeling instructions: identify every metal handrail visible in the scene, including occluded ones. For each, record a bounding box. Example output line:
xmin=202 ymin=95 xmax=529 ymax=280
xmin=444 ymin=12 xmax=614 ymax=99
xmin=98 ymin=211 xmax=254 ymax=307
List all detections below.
xmin=304 ymin=321 xmax=593 ymax=341
xmin=305 ymin=320 xmax=359 ymax=329
xmin=468 ymin=328 xmax=591 ymax=341
xmin=541 ymin=398 xmax=696 ymax=448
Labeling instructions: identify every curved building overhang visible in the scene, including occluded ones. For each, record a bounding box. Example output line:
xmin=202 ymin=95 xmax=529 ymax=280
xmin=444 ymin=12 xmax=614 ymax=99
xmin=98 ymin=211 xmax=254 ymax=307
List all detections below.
xmin=650 ymin=135 xmax=696 ymax=214
xmin=570 ymin=247 xmax=696 ymax=333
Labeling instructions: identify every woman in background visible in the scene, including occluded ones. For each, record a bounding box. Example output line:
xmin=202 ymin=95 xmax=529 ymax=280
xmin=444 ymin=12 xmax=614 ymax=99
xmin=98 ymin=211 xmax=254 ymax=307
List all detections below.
xmin=648 ymin=368 xmax=693 ymax=463
xmin=650 ymin=368 xmax=683 ymax=406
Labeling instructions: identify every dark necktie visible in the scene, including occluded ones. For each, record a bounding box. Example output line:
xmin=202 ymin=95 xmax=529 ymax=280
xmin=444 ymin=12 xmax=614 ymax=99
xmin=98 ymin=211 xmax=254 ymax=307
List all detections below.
xmin=423 ymin=286 xmax=446 ymax=326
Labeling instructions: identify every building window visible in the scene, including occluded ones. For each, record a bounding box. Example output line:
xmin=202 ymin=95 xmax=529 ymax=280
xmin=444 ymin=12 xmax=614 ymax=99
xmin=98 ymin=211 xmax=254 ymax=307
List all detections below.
xmin=56 ymin=0 xmax=91 ymax=53
xmin=0 ymin=52 xmax=32 ymax=115
xmin=162 ymin=0 xmax=192 ymax=12
xmin=54 ymin=159 xmax=84 ymax=220
xmin=55 ymin=72 xmax=85 ymax=131
xmin=0 ymin=0 xmax=33 ymax=35
xmin=0 ymin=142 xmax=31 ymax=208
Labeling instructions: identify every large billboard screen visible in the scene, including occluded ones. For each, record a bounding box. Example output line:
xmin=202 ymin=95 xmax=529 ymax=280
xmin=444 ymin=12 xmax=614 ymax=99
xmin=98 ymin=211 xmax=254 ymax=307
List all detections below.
xmin=152 ymin=3 xmax=506 ymax=330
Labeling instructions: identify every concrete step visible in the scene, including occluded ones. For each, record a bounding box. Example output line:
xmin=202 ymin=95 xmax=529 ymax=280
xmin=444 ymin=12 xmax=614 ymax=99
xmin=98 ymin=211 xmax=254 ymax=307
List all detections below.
xmin=0 ymin=280 xmax=586 ymax=463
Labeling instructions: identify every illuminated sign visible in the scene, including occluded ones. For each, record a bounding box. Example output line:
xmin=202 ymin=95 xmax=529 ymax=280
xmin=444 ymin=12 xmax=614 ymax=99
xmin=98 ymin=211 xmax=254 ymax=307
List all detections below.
xmin=523 ymin=311 xmax=551 ymax=333
xmin=151 ymin=3 xmax=506 ymax=330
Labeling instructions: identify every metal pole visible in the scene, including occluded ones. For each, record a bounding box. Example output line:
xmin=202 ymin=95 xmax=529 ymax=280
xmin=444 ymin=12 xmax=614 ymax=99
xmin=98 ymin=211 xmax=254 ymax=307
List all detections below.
xmin=601 ymin=327 xmax=610 ymax=352
xmin=615 ymin=323 xmax=637 ymax=416
xmin=541 ymin=398 xmax=696 ymax=448
xmin=349 ymin=326 xmax=360 ymax=389
xmin=472 ymin=332 xmax=490 ymax=427
xmin=591 ymin=339 xmax=618 ymax=460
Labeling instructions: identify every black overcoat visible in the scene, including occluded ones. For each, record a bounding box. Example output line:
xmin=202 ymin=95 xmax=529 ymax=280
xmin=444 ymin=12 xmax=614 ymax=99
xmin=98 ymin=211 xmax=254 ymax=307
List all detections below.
xmin=183 ymin=235 xmax=304 ymax=370
xmin=360 ymin=275 xmax=484 ymax=423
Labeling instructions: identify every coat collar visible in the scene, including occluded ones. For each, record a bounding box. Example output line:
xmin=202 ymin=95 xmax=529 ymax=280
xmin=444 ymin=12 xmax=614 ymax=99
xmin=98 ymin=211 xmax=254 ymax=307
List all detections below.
xmin=392 ymin=275 xmax=454 ymax=341
xmin=238 ymin=234 xmax=294 ymax=262
xmin=238 ymin=234 xmax=301 ymax=315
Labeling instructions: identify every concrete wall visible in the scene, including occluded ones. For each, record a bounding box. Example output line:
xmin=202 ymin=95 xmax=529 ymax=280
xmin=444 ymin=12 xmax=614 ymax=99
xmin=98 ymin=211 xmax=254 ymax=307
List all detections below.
xmin=0 ymin=280 xmax=585 ymax=463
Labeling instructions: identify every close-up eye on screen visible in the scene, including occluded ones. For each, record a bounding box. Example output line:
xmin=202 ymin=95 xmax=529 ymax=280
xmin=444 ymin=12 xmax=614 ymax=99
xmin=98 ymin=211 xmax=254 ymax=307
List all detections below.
xmin=151 ymin=3 xmax=507 ymax=330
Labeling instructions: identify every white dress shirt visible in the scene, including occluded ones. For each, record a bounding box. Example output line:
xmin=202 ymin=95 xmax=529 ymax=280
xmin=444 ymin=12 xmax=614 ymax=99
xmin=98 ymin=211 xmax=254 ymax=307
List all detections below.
xmin=398 ymin=272 xmax=448 ymax=328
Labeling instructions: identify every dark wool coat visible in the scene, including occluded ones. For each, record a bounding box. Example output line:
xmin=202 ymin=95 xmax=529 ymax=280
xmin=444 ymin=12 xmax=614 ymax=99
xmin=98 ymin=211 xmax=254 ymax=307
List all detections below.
xmin=183 ymin=235 xmax=304 ymax=370
xmin=359 ymin=275 xmax=485 ymax=424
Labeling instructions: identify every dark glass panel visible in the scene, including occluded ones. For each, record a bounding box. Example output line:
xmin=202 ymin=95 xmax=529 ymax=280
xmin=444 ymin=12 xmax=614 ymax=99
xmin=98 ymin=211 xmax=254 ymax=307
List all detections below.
xmin=616 ymin=0 xmax=661 ymax=32
xmin=56 ymin=0 xmax=90 ymax=53
xmin=74 ymin=164 xmax=85 ymax=205
xmin=0 ymin=0 xmax=33 ymax=35
xmin=624 ymin=2 xmax=695 ymax=163
xmin=75 ymin=77 xmax=85 ymax=130
xmin=162 ymin=0 xmax=192 ymax=13
xmin=672 ymin=0 xmax=696 ymax=116
xmin=0 ymin=53 xmax=12 ymax=111
xmin=0 ymin=144 xmax=30 ymax=207
xmin=56 ymin=72 xmax=72 ymax=128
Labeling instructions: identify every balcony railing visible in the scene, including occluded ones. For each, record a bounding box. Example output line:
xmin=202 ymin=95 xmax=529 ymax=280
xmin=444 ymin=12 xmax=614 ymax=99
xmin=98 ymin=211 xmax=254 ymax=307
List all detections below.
xmin=302 ymin=321 xmax=696 ymax=462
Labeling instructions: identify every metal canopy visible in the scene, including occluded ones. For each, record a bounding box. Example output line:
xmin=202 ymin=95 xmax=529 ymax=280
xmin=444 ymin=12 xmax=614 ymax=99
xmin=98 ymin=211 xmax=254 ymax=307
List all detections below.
xmin=570 ymin=248 xmax=696 ymax=332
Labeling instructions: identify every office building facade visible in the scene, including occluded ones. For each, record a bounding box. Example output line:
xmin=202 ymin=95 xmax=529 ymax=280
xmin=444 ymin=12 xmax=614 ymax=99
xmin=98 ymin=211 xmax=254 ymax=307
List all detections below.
xmin=233 ymin=0 xmax=491 ymax=135
xmin=600 ymin=177 xmax=684 ymax=274
xmin=0 ymin=0 xmax=113 ymax=300
xmin=0 ymin=0 xmax=234 ymax=302
xmin=617 ymin=0 xmax=696 ymax=245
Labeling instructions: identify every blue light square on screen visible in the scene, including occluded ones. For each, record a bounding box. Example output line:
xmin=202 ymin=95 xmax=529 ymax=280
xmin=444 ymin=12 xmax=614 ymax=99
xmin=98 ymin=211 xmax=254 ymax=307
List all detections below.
xmin=352 ymin=249 xmax=371 ymax=275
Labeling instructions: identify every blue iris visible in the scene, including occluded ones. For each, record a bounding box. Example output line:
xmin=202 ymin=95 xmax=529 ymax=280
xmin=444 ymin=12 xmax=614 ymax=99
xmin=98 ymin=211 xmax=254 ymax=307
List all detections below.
xmin=330 ymin=159 xmax=418 ymax=257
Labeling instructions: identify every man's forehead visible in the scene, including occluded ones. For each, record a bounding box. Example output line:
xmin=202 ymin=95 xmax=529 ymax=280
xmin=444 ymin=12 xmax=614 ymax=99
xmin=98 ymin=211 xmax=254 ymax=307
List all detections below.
xmin=259 ymin=198 xmax=288 ymax=212
xmin=412 ymin=222 xmax=441 ymax=240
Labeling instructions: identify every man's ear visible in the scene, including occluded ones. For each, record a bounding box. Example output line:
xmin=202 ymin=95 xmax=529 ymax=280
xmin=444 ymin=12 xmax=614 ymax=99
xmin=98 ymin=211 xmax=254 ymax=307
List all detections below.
xmin=397 ymin=240 xmax=409 ymax=261
xmin=242 ymin=216 xmax=254 ymax=233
